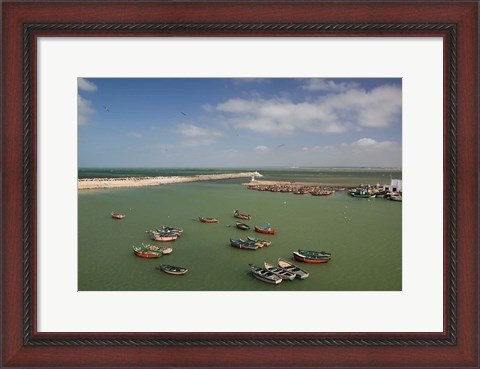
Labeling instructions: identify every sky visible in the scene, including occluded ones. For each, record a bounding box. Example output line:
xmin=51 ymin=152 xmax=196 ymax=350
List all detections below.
xmin=78 ymin=78 xmax=402 ymax=168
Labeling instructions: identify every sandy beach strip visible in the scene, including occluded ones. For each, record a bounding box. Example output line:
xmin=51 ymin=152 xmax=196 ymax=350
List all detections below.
xmin=78 ymin=172 xmax=262 ymax=190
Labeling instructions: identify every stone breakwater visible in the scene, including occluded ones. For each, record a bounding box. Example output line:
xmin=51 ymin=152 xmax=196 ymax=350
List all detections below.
xmin=78 ymin=172 xmax=263 ymax=190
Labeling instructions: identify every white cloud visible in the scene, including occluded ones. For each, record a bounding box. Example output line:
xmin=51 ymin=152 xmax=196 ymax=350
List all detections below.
xmin=350 ymin=138 xmax=400 ymax=151
xmin=174 ymin=123 xmax=222 ymax=138
xmin=298 ymin=138 xmax=401 ymax=167
xmin=78 ymin=78 xmax=97 ymax=92
xmin=125 ymin=131 xmax=143 ymax=138
xmin=301 ymin=79 xmax=360 ymax=92
xmin=174 ymin=123 xmax=223 ymax=147
xmin=352 ymin=138 xmax=377 ymax=147
xmin=255 ymin=145 xmax=268 ymax=151
xmin=211 ymin=84 xmax=401 ymax=135
xmin=78 ymin=94 xmax=96 ymax=125
xmin=309 ymin=138 xmax=400 ymax=152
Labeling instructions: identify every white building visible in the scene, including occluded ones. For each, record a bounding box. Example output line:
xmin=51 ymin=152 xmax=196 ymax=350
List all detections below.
xmin=383 ymin=179 xmax=402 ymax=193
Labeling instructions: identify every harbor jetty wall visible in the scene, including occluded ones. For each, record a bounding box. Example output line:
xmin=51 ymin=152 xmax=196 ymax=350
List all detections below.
xmin=78 ymin=172 xmax=262 ymax=190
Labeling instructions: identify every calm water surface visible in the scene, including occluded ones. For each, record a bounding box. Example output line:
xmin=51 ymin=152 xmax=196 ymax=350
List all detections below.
xmin=78 ymin=170 xmax=402 ymax=291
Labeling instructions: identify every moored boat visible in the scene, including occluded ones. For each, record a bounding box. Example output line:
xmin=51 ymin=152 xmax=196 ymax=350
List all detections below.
xmin=111 ymin=212 xmax=126 ymax=219
xmin=151 ymin=234 xmax=178 ymax=242
xmin=157 ymin=264 xmax=188 ymax=275
xmin=277 ymin=258 xmax=309 ymax=279
xmin=249 ymin=264 xmax=282 ymax=284
xmin=146 ymin=230 xmax=178 ymax=242
xmin=233 ymin=210 xmax=252 ymax=220
xmin=156 ymin=225 xmax=183 ymax=236
xmin=293 ymin=250 xmax=332 ymax=263
xmin=230 ymin=238 xmax=258 ymax=250
xmin=235 ymin=222 xmax=250 ymax=230
xmin=254 ymin=225 xmax=277 ymax=235
xmin=199 ymin=217 xmax=219 ymax=223
xmin=264 ymin=262 xmax=296 ymax=281
xmin=239 ymin=238 xmax=265 ymax=248
xmin=389 ymin=193 xmax=402 ymax=201
xmin=143 ymin=243 xmax=173 ymax=254
xmin=298 ymin=249 xmax=332 ymax=258
xmin=132 ymin=246 xmax=161 ymax=258
xmin=311 ymin=190 xmax=334 ymax=196
xmin=247 ymin=236 xmax=272 ymax=247
xmin=349 ymin=189 xmax=375 ymax=198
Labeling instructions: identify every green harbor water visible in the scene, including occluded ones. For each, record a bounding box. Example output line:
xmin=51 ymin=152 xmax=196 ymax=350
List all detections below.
xmin=78 ymin=169 xmax=402 ymax=291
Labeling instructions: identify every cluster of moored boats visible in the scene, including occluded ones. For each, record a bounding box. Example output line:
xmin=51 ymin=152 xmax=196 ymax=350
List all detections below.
xmin=135 ymin=226 xmax=188 ymax=275
xmin=246 ymin=183 xmax=402 ymax=201
xmin=248 ymin=185 xmax=336 ymax=196
xmin=110 ymin=215 xmax=189 ymax=275
xmin=249 ymin=252 xmax=332 ymax=284
xmin=348 ymin=186 xmax=402 ymax=201
xmin=227 ymin=210 xmax=332 ymax=284
xmin=112 ymin=209 xmax=332 ymax=283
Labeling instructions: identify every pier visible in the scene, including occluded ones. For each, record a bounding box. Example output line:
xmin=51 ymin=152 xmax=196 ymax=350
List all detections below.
xmin=78 ymin=172 xmax=262 ymax=190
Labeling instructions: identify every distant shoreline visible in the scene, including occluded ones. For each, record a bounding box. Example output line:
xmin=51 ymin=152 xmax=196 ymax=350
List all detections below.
xmin=78 ymin=172 xmax=262 ymax=190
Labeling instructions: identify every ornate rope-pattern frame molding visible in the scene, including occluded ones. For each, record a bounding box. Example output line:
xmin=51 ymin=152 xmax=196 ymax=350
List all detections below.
xmin=22 ymin=23 xmax=457 ymax=346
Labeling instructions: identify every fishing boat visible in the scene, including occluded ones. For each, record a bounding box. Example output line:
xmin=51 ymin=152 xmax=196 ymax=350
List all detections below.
xmin=249 ymin=264 xmax=282 ymax=284
xmin=111 ymin=212 xmax=125 ymax=219
xmin=198 ymin=217 xmax=219 ymax=223
xmin=349 ymin=189 xmax=375 ymax=198
xmin=233 ymin=210 xmax=252 ymax=220
xmin=132 ymin=246 xmax=161 ymax=258
xmin=157 ymin=264 xmax=188 ymax=275
xmin=146 ymin=230 xmax=178 ymax=242
xmin=156 ymin=225 xmax=183 ymax=236
xmin=293 ymin=250 xmax=332 ymax=263
xmin=264 ymin=262 xmax=296 ymax=281
xmin=311 ymin=190 xmax=334 ymax=196
xmin=239 ymin=238 xmax=265 ymax=248
xmin=230 ymin=238 xmax=258 ymax=250
xmin=390 ymin=193 xmax=402 ymax=201
xmin=277 ymin=258 xmax=309 ymax=279
xmin=254 ymin=225 xmax=277 ymax=235
xmin=298 ymin=249 xmax=332 ymax=258
xmin=247 ymin=236 xmax=272 ymax=247
xmin=143 ymin=243 xmax=173 ymax=255
xmin=235 ymin=222 xmax=250 ymax=231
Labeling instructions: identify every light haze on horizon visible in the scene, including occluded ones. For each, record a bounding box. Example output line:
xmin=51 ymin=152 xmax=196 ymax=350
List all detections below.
xmin=78 ymin=78 xmax=402 ymax=168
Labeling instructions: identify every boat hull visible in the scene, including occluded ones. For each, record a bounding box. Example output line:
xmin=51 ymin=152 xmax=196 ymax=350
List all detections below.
xmin=230 ymin=239 xmax=258 ymax=250
xmin=250 ymin=265 xmax=282 ymax=284
xmin=151 ymin=235 xmax=177 ymax=242
xmin=161 ymin=269 xmax=187 ymax=275
xmin=293 ymin=252 xmax=331 ymax=263
xmin=264 ymin=263 xmax=296 ymax=281
xmin=144 ymin=244 xmax=173 ymax=254
xmin=350 ymin=193 xmax=375 ymax=198
xmin=233 ymin=210 xmax=251 ymax=220
xmin=252 ymin=272 xmax=282 ymax=284
xmin=247 ymin=237 xmax=272 ymax=247
xmin=278 ymin=258 xmax=309 ymax=279
xmin=159 ymin=265 xmax=188 ymax=275
xmin=236 ymin=222 xmax=250 ymax=230
xmin=133 ymin=250 xmax=160 ymax=258
xmin=254 ymin=226 xmax=277 ymax=235
xmin=199 ymin=217 xmax=219 ymax=223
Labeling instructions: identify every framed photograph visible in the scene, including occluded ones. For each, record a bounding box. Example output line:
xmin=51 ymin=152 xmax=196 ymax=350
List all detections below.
xmin=2 ymin=1 xmax=478 ymax=368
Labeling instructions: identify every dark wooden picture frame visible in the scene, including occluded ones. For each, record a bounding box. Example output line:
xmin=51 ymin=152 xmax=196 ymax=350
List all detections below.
xmin=2 ymin=1 xmax=478 ymax=367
